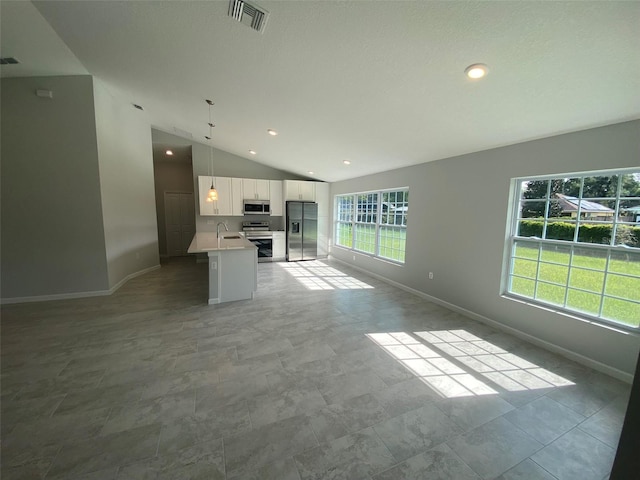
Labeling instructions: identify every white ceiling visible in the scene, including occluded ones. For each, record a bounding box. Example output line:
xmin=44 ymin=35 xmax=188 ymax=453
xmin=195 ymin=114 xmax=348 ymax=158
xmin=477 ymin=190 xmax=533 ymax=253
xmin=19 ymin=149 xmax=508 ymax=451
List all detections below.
xmin=2 ymin=1 xmax=639 ymax=182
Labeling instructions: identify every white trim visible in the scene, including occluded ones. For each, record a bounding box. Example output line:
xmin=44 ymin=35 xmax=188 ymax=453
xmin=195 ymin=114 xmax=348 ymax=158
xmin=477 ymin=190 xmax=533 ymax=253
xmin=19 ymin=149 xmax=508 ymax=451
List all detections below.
xmin=330 ymin=255 xmax=634 ymax=384
xmin=1 ymin=265 xmax=161 ymax=305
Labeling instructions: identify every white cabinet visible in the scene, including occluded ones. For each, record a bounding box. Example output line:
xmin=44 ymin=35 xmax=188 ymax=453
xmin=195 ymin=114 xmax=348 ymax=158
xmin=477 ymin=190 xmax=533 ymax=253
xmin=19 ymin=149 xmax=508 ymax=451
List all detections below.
xmin=231 ymin=178 xmax=244 ymax=216
xmin=270 ymin=180 xmax=283 ymax=216
xmin=198 ymin=176 xmax=232 ymax=216
xmin=242 ymin=178 xmax=270 ymax=200
xmin=272 ymin=231 xmax=286 ymax=260
xmin=284 ymin=180 xmax=315 ymax=201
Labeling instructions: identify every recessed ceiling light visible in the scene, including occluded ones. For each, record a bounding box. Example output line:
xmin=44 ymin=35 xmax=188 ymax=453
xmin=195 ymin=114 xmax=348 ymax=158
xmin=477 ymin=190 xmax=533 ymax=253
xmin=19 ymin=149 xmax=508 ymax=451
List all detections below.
xmin=249 ymin=150 xmax=257 ymax=155
xmin=165 ymin=150 xmax=173 ymax=156
xmin=343 ymin=160 xmax=351 ymax=165
xmin=267 ymin=129 xmax=278 ymax=136
xmin=308 ymin=171 xmax=314 ymax=175
xmin=465 ymin=63 xmax=488 ymax=79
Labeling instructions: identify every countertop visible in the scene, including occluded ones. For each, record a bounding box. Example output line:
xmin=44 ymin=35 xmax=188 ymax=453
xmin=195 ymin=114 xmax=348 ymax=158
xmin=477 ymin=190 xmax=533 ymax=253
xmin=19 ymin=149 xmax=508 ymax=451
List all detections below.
xmin=187 ymin=233 xmax=257 ymax=253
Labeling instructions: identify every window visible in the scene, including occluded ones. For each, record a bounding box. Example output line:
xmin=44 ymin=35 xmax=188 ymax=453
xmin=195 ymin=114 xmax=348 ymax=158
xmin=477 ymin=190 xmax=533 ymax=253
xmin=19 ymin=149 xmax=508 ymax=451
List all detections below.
xmin=505 ymin=169 xmax=640 ymax=329
xmin=335 ymin=188 xmax=408 ymax=263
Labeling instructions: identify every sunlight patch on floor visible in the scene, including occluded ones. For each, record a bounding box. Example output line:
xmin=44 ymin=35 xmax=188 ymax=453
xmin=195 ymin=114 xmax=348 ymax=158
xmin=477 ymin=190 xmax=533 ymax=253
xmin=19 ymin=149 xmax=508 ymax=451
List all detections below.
xmin=278 ymin=261 xmax=374 ymax=290
xmin=367 ymin=329 xmax=574 ymax=398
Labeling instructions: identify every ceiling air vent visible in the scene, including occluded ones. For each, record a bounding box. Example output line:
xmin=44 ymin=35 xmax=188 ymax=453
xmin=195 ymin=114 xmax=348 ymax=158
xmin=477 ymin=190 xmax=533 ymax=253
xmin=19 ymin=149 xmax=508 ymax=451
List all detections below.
xmin=0 ymin=57 xmax=20 ymax=65
xmin=228 ymin=0 xmax=269 ymax=33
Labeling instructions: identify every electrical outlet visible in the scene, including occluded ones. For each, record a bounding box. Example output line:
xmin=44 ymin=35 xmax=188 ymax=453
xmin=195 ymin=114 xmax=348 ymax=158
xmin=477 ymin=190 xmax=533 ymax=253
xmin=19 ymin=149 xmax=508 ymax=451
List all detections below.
xmin=352 ymin=255 xmax=356 ymax=261
xmin=211 ymin=261 xmax=217 ymax=270
xmin=428 ymin=272 xmax=434 ymax=279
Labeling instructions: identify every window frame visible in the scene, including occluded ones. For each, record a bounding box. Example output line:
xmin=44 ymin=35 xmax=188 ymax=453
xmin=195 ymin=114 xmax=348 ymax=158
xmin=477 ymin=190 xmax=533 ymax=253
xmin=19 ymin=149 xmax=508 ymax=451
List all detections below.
xmin=335 ymin=187 xmax=409 ymax=264
xmin=503 ymin=168 xmax=640 ymax=331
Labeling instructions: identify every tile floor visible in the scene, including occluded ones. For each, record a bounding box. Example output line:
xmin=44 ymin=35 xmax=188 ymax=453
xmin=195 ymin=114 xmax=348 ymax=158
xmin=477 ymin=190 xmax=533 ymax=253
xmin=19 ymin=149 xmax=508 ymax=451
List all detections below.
xmin=1 ymin=257 xmax=631 ymax=479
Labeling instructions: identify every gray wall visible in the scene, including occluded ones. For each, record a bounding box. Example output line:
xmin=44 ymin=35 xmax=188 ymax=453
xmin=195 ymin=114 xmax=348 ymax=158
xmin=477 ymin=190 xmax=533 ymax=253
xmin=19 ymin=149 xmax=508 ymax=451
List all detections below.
xmin=153 ymin=159 xmax=194 ymax=256
xmin=331 ymin=120 xmax=640 ymax=376
xmin=1 ymin=75 xmax=110 ymax=298
xmin=93 ymin=78 xmax=159 ymax=288
xmin=151 ymin=129 xmax=305 ymax=233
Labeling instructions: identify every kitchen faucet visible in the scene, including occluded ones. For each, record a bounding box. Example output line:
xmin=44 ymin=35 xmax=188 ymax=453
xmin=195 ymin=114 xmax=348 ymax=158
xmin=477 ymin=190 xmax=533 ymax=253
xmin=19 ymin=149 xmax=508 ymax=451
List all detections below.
xmin=216 ymin=222 xmax=229 ymax=238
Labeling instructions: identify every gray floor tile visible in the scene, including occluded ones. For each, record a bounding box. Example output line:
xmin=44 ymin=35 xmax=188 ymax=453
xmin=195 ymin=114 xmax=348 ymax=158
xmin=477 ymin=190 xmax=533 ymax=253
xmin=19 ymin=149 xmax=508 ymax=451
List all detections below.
xmin=117 ymin=441 xmax=225 ymax=480
xmin=294 ymin=426 xmax=396 ymax=480
xmin=317 ymin=392 xmax=390 ymax=435
xmin=374 ymin=377 xmax=440 ymax=417
xmin=47 ymin=423 xmax=162 ymax=478
xmin=158 ymin=402 xmax=251 ymax=455
xmin=314 ymin=370 xmax=388 ymax=405
xmin=578 ymin=401 xmax=626 ymax=449
xmin=227 ymin=457 xmax=301 ymax=480
xmin=448 ymin=416 xmax=543 ymax=479
xmin=224 ymin=414 xmax=318 ymax=477
xmin=504 ymin=396 xmax=585 ymax=444
xmin=436 ymin=394 xmax=515 ymax=432
xmin=248 ymin=385 xmax=328 ymax=428
xmin=547 ymin=382 xmax=620 ymax=417
xmin=495 ymin=459 xmax=557 ymax=480
xmin=531 ymin=428 xmax=616 ymax=480
xmin=374 ymin=403 xmax=462 ymax=462
xmin=373 ymin=443 xmax=480 ymax=480
xmin=1 ymin=258 xmax=628 ymax=480
xmin=101 ymin=389 xmax=195 ymax=435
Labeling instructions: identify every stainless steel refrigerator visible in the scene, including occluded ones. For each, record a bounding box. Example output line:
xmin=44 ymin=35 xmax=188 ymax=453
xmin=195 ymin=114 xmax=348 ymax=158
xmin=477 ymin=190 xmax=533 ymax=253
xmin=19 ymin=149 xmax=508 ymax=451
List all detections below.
xmin=286 ymin=201 xmax=318 ymax=261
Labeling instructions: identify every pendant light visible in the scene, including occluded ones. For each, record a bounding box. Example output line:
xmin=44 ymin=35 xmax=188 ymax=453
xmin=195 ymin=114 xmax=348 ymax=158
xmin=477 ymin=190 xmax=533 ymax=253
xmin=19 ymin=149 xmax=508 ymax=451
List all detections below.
xmin=205 ymin=99 xmax=218 ymax=202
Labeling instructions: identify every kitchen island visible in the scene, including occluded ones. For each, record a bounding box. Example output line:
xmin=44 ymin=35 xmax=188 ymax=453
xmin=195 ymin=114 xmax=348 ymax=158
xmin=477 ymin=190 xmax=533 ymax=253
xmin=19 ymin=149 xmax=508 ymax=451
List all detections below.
xmin=187 ymin=233 xmax=258 ymax=305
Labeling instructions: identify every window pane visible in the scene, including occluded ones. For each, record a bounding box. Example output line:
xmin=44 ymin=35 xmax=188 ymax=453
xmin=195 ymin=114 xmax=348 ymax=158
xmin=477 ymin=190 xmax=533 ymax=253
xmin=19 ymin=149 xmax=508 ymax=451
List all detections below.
xmin=512 ymin=259 xmax=538 ymax=279
xmin=336 ymin=222 xmax=352 ymax=248
xmin=582 ymin=175 xmax=618 ymax=198
xmin=567 ymin=289 xmax=601 ymax=315
xmin=378 ymin=226 xmax=406 ymax=263
xmin=545 ymin=219 xmax=576 ymax=241
xmin=521 ymin=180 xmax=549 ymax=200
xmin=513 ymin=240 xmax=539 ymax=260
xmin=519 ymin=201 xmax=547 ymax=219
xmin=602 ymin=297 xmax=640 ymax=327
xmin=571 ymin=247 xmax=607 ymax=270
xmin=535 ymin=282 xmax=566 ymax=306
xmin=354 ymin=224 xmax=376 ymax=254
xmin=357 ymin=193 xmax=378 ymax=224
xmin=609 ymin=250 xmax=640 ymax=276
xmin=568 ymin=267 xmax=604 ymax=293
xmin=605 ymin=274 xmax=640 ymax=302
xmin=538 ymin=263 xmax=569 ymax=285
xmin=510 ymin=277 xmax=535 ymax=297
xmin=508 ymin=170 xmax=640 ymax=329
xmin=540 ymin=244 xmax=570 ymax=265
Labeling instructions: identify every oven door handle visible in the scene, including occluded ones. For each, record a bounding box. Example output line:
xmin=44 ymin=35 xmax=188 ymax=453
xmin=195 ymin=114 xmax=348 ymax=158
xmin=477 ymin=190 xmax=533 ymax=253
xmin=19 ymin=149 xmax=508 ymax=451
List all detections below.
xmin=246 ymin=236 xmax=273 ymax=240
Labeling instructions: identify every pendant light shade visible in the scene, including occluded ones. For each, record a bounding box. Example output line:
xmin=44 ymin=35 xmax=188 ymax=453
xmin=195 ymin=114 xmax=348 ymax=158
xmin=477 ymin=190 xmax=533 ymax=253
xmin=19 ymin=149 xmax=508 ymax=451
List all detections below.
xmin=206 ymin=99 xmax=218 ymax=203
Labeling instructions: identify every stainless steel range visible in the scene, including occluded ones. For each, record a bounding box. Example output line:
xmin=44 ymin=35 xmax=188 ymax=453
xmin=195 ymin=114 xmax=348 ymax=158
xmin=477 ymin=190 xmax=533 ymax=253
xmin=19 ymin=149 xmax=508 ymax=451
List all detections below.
xmin=242 ymin=221 xmax=273 ymax=262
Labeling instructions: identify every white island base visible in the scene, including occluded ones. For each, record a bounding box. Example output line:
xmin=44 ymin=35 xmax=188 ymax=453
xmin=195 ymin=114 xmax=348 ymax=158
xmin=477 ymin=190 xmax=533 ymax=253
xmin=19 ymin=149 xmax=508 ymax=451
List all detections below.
xmin=188 ymin=233 xmax=258 ymax=305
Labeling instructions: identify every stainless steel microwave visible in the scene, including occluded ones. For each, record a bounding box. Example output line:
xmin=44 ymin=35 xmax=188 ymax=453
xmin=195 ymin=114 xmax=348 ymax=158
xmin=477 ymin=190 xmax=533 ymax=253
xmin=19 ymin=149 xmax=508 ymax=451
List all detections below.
xmin=243 ymin=199 xmax=270 ymax=215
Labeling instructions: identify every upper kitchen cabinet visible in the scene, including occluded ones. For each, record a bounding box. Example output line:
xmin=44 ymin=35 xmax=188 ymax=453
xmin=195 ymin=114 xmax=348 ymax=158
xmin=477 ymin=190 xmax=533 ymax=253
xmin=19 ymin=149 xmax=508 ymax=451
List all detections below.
xmin=231 ymin=178 xmax=243 ymax=216
xmin=242 ymin=178 xmax=270 ymax=200
xmin=284 ymin=180 xmax=315 ymax=201
xmin=269 ymin=180 xmax=283 ymax=216
xmin=198 ymin=176 xmax=233 ymax=216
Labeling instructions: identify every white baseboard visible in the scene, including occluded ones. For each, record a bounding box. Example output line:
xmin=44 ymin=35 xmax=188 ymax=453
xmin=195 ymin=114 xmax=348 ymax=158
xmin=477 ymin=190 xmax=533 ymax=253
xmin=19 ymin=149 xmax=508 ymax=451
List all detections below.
xmin=330 ymin=256 xmax=634 ymax=384
xmin=108 ymin=264 xmax=161 ymax=294
xmin=1 ymin=264 xmax=161 ymax=305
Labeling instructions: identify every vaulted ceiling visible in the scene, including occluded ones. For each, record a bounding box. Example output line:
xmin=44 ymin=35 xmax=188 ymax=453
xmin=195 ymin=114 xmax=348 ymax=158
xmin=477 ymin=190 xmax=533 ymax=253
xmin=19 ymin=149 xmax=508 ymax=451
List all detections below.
xmin=2 ymin=1 xmax=639 ymax=181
